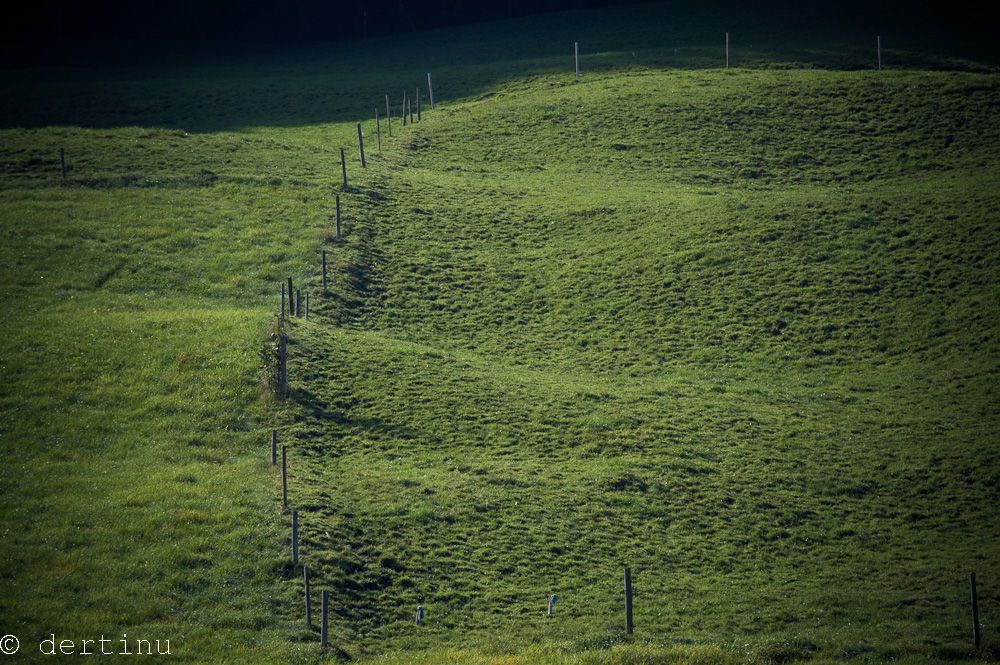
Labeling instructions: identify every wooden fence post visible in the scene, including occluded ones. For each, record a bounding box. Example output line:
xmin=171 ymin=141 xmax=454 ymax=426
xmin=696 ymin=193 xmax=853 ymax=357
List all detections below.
xmin=408 ymin=95 xmax=414 ymax=125
xmin=335 ymin=195 xmax=341 ymax=239
xmin=624 ymin=567 xmax=634 ymax=635
xmin=340 ymin=148 xmax=347 ymax=187
xmin=321 ymin=590 xmax=329 ymax=647
xmin=402 ymin=93 xmax=408 ymax=126
xmin=726 ymin=32 xmax=730 ymax=69
xmin=304 ymin=565 xmax=312 ymax=626
xmin=971 ymin=572 xmax=981 ymax=648
xmin=575 ymin=42 xmax=579 ymax=79
xmin=295 ymin=289 xmax=301 ymax=317
xmin=322 ymin=250 xmax=327 ymax=290
xmin=417 ymin=88 xmax=421 ymax=121
xmin=60 ymin=148 xmax=66 ymax=180
xmin=292 ymin=509 xmax=299 ymax=565
xmin=271 ymin=429 xmax=277 ymax=465
xmin=877 ymin=35 xmax=882 ymax=71
xmin=357 ymin=123 xmax=366 ymax=168
xmin=287 ymin=278 xmax=293 ymax=309
xmin=428 ymin=73 xmax=434 ymax=110
xmin=376 ymin=109 xmax=381 ymax=151
xmin=281 ymin=444 xmax=288 ymax=511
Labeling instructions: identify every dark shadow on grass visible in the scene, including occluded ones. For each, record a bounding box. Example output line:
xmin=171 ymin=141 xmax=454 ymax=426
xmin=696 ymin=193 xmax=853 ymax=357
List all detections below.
xmin=1 ymin=2 xmax=997 ymax=132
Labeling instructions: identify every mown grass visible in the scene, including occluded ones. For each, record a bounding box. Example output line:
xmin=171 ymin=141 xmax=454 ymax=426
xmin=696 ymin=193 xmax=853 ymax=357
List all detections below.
xmin=2 ymin=2 xmax=999 ymax=664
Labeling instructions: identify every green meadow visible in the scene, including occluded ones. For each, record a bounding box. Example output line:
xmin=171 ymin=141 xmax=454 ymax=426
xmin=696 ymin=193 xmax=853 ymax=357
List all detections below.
xmin=2 ymin=3 xmax=998 ymax=664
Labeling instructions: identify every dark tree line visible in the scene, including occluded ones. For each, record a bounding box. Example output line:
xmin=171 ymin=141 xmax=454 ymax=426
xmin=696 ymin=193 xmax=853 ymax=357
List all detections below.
xmin=6 ymin=0 xmax=659 ymax=42
xmin=4 ymin=0 xmax=994 ymax=47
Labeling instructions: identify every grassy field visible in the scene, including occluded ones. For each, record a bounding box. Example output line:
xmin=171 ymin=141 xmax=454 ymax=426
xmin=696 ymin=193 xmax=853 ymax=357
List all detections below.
xmin=2 ymin=3 xmax=999 ymax=664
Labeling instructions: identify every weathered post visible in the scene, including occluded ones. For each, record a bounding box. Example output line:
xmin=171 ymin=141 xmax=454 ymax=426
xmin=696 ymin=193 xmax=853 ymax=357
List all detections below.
xmin=292 ymin=509 xmax=299 ymax=565
xmin=417 ymin=88 xmax=421 ymax=121
xmin=877 ymin=35 xmax=882 ymax=71
xmin=428 ymin=73 xmax=435 ymax=109
xmin=624 ymin=567 xmax=634 ymax=635
xmin=304 ymin=565 xmax=312 ymax=626
xmin=726 ymin=32 xmax=730 ymax=69
xmin=287 ymin=277 xmax=293 ymax=308
xmin=575 ymin=42 xmax=579 ymax=79
xmin=322 ymin=251 xmax=327 ymax=290
xmin=340 ymin=148 xmax=347 ymax=187
xmin=271 ymin=430 xmax=277 ymax=465
xmin=971 ymin=572 xmax=981 ymax=648
xmin=402 ymin=93 xmax=408 ymax=126
xmin=357 ymin=123 xmax=366 ymax=168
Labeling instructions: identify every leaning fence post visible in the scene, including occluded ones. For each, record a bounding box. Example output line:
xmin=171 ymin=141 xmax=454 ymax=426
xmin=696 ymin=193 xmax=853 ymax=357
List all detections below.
xmin=357 ymin=123 xmax=366 ymax=168
xmin=428 ymin=73 xmax=434 ymax=110
xmin=624 ymin=566 xmax=634 ymax=635
xmin=340 ymin=148 xmax=347 ymax=187
xmin=304 ymin=566 xmax=312 ymax=626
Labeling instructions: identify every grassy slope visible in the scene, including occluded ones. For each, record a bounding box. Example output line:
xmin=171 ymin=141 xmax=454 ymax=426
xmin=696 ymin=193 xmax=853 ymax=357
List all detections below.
xmin=1 ymin=3 xmax=998 ymax=664
xmin=271 ymin=16 xmax=1000 ymax=665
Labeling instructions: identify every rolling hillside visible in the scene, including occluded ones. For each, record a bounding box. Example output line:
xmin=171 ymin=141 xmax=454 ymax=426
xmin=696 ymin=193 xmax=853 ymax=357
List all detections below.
xmin=1 ymin=3 xmax=998 ymax=663
xmin=273 ymin=64 xmax=1000 ymax=662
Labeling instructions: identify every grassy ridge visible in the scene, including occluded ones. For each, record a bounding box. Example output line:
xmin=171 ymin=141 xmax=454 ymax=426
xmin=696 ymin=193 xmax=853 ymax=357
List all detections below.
xmin=1 ymin=2 xmax=998 ymax=663
xmin=273 ymin=54 xmax=1000 ymax=663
